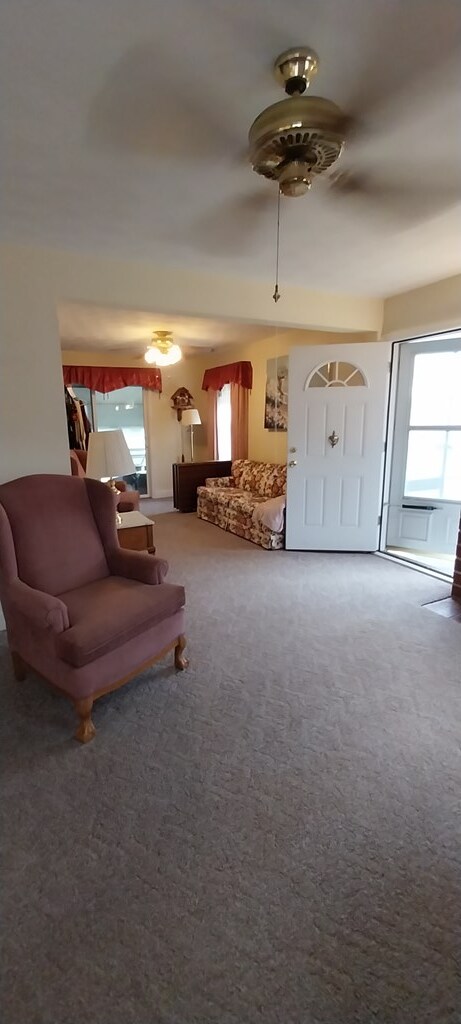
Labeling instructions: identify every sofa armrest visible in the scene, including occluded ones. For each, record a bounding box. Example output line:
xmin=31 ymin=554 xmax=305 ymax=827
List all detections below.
xmin=108 ymin=548 xmax=168 ymax=585
xmin=205 ymin=476 xmax=235 ymax=488
xmin=8 ymin=579 xmax=69 ymax=633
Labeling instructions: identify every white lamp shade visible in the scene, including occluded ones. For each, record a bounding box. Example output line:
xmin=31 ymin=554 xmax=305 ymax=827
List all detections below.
xmin=182 ymin=409 xmax=201 ymax=426
xmin=86 ymin=429 xmax=136 ymax=479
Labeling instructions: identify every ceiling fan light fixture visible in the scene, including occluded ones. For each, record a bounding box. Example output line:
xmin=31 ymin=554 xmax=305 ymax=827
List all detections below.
xmin=278 ymin=160 xmax=312 ymax=197
xmin=144 ymin=330 xmax=182 ymax=366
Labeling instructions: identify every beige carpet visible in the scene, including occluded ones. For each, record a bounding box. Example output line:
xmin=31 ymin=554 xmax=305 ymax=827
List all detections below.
xmin=1 ymin=513 xmax=460 ymax=1024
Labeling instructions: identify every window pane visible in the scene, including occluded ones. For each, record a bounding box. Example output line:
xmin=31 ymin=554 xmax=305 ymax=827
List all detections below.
xmin=308 ymin=362 xmax=365 ymax=388
xmin=217 ymin=384 xmax=231 ymax=461
xmin=308 ymin=371 xmax=328 ymax=388
xmin=443 ymin=432 xmax=461 ymax=500
xmin=336 ymin=362 xmax=365 ymax=384
xmin=410 ymin=350 xmax=461 ymax=426
xmin=405 ymin=429 xmax=461 ymax=501
xmin=94 ymin=387 xmax=148 ymax=494
xmin=345 ymin=369 xmax=365 ymax=386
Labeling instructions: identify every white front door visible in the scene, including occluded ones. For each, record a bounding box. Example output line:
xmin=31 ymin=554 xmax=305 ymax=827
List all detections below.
xmin=286 ymin=343 xmax=390 ymax=551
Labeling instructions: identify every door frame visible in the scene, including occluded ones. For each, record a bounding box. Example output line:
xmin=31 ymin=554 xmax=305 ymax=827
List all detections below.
xmin=378 ymin=327 xmax=461 ymax=567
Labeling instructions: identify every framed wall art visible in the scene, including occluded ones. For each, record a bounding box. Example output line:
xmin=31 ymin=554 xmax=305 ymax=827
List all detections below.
xmin=264 ymin=355 xmax=288 ymax=431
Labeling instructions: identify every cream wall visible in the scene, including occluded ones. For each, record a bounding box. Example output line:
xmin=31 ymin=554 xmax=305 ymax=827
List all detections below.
xmin=382 ymin=273 xmax=461 ymax=340
xmin=199 ymin=328 xmax=376 ymax=463
xmin=0 ymin=248 xmax=69 ymax=482
xmin=62 ymin=349 xmax=209 ymax=497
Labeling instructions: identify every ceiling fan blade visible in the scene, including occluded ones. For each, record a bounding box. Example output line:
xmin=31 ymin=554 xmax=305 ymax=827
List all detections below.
xmin=341 ymin=0 xmax=461 ymax=134
xmin=192 ymin=191 xmax=275 ymax=254
xmin=88 ymin=41 xmax=243 ymax=160
xmin=326 ymin=170 xmax=461 ymax=224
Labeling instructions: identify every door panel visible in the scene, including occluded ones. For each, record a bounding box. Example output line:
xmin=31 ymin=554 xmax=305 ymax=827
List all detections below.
xmin=286 ymin=343 xmax=390 ymax=551
xmin=304 ymin=477 xmax=325 ymax=526
xmin=344 ymin=404 xmax=366 ymax=457
xmin=339 ymin=476 xmax=362 ymax=526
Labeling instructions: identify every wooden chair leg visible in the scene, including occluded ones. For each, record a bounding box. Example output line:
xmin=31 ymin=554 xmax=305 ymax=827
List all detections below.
xmin=74 ymin=697 xmax=96 ymax=743
xmin=174 ymin=634 xmax=189 ymax=670
xmin=11 ymin=651 xmax=27 ymax=681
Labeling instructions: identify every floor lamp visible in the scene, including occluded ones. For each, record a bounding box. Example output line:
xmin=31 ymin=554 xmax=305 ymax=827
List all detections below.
xmin=182 ymin=409 xmax=201 ymax=462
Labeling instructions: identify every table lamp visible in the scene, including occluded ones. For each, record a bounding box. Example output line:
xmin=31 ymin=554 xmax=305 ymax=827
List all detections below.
xmin=181 ymin=409 xmax=201 ymax=462
xmin=86 ymin=429 xmax=135 ymax=524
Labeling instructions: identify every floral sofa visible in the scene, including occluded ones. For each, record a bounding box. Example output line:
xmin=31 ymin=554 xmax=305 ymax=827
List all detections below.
xmin=197 ymin=459 xmax=286 ymax=549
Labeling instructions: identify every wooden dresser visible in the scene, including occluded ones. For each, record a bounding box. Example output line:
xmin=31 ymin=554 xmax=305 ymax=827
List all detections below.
xmin=172 ymin=460 xmax=232 ymax=513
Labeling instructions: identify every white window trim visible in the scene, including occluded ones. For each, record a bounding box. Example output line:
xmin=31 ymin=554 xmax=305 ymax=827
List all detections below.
xmin=390 ymin=337 xmax=461 ymax=508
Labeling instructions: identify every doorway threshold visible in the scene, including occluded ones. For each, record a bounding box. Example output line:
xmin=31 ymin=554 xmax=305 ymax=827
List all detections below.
xmin=376 ymin=550 xmax=453 ymax=583
xmin=423 ymin=597 xmax=461 ymax=622
xmin=385 ymin=546 xmax=454 ymax=578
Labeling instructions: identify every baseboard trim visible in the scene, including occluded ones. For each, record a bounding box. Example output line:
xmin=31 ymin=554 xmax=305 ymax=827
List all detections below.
xmin=143 ymin=491 xmax=173 ymax=501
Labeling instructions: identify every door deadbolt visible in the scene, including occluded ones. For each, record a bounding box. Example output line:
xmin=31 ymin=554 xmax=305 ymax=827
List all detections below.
xmin=289 ymin=446 xmax=297 ymax=453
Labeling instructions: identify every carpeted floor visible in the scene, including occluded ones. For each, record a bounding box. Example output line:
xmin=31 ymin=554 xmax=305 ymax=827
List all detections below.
xmin=1 ymin=513 xmax=460 ymax=1024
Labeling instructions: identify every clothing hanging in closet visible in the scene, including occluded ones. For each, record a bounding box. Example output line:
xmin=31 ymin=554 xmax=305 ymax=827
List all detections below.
xmin=65 ymin=388 xmax=91 ymax=450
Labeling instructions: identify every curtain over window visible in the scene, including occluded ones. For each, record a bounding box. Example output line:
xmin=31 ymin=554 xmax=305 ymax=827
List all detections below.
xmin=63 ymin=365 xmax=162 ymax=394
xmin=202 ymin=361 xmax=252 ymax=461
xmin=202 ymin=361 xmax=253 ymax=393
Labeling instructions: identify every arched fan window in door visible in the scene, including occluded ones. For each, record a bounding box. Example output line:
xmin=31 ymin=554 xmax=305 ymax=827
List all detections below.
xmin=306 ymin=361 xmax=367 ymax=388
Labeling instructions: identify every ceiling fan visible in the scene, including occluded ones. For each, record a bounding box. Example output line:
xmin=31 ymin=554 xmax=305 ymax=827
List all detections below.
xmin=247 ymin=44 xmax=459 ymax=205
xmin=249 ymin=46 xmax=348 ymax=198
xmin=237 ymin=43 xmax=459 ymax=299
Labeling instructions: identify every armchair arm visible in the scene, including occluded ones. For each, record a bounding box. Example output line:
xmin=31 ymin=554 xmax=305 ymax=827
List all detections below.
xmin=8 ymin=579 xmax=69 ymax=633
xmin=108 ymin=548 xmax=168 ymax=585
xmin=205 ymin=476 xmax=235 ymax=488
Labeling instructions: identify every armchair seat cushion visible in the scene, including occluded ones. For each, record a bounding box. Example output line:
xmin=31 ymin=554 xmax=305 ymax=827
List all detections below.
xmin=57 ymin=576 xmax=185 ymax=668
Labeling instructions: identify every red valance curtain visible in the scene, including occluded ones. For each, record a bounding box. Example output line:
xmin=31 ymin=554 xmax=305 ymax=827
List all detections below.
xmin=63 ymin=365 xmax=162 ymax=393
xmin=202 ymin=361 xmax=253 ymax=392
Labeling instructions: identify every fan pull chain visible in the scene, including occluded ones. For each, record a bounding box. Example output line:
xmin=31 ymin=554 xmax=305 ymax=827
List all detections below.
xmin=273 ymin=188 xmax=281 ymax=303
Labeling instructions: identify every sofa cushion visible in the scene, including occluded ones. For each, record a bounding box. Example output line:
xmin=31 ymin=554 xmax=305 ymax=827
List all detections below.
xmin=227 ymin=491 xmax=267 ymax=516
xmin=230 ymin=460 xmax=246 ymax=487
xmin=197 ymin=485 xmax=247 ymax=507
xmin=257 ymin=463 xmax=287 ymax=498
xmin=230 ymin=460 xmax=286 ymax=498
xmin=57 ymin=576 xmax=185 ymax=668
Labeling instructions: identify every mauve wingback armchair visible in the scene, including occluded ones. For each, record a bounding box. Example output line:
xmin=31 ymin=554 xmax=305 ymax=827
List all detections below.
xmin=0 ymin=475 xmax=187 ymax=743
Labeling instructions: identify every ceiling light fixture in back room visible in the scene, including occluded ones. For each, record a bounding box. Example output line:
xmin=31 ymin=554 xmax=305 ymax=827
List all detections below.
xmin=145 ymin=330 xmax=182 ymax=366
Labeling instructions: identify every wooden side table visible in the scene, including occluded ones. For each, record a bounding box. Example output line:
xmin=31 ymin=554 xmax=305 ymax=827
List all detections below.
xmin=117 ymin=511 xmax=155 ymax=554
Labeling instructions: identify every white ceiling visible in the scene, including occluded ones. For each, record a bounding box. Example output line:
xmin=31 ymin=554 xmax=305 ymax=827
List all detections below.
xmin=59 ymin=302 xmax=297 ymax=358
xmin=1 ymin=0 xmax=461 ymax=296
